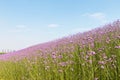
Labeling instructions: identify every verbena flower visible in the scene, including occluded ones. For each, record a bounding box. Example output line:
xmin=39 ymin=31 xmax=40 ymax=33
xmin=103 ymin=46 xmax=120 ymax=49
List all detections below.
xmin=87 ymin=51 xmax=96 ymax=56
xmin=59 ymin=62 xmax=67 ymax=67
xmin=115 ymin=46 xmax=120 ymax=49
xmin=98 ymin=61 xmax=106 ymax=65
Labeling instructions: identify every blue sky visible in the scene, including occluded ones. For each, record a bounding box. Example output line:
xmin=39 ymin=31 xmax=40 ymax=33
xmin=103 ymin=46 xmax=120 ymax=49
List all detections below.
xmin=0 ymin=0 xmax=120 ymax=51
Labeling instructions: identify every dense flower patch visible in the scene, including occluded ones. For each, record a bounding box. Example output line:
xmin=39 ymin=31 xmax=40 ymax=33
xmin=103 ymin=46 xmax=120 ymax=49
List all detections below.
xmin=0 ymin=20 xmax=120 ymax=80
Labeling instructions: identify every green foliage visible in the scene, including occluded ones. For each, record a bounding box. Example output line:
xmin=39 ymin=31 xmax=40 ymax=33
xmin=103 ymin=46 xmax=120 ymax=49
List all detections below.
xmin=0 ymin=52 xmax=6 ymax=54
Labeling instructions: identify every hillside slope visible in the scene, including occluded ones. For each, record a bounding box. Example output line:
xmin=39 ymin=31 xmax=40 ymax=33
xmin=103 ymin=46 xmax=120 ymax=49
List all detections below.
xmin=0 ymin=20 xmax=120 ymax=60
xmin=0 ymin=20 xmax=120 ymax=80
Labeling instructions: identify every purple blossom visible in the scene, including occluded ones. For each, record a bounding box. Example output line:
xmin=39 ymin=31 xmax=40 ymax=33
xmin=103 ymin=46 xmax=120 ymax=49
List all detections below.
xmin=87 ymin=51 xmax=96 ymax=56
xmin=59 ymin=62 xmax=67 ymax=67
xmin=115 ymin=46 xmax=120 ymax=49
xmin=98 ymin=61 xmax=106 ymax=65
xmin=51 ymin=55 xmax=56 ymax=59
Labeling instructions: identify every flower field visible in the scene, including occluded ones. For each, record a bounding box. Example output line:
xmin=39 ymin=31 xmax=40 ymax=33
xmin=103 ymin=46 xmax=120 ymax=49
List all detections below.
xmin=0 ymin=20 xmax=120 ymax=80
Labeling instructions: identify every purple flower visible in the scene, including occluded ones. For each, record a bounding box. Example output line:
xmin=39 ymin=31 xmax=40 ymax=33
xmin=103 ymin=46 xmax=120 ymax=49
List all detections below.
xmin=102 ymin=53 xmax=107 ymax=59
xmin=87 ymin=60 xmax=92 ymax=64
xmin=98 ymin=61 xmax=106 ymax=65
xmin=115 ymin=46 xmax=120 ymax=49
xmin=87 ymin=51 xmax=96 ymax=56
xmin=59 ymin=62 xmax=67 ymax=67
xmin=57 ymin=55 xmax=63 ymax=59
xmin=52 ymin=55 xmax=56 ymax=59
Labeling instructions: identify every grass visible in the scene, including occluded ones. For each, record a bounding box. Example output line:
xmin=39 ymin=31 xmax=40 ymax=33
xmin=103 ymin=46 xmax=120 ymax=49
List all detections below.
xmin=0 ymin=52 xmax=6 ymax=55
xmin=0 ymin=21 xmax=120 ymax=80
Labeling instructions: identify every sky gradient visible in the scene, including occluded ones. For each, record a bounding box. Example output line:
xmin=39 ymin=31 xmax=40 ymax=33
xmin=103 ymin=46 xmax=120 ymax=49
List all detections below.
xmin=0 ymin=0 xmax=120 ymax=51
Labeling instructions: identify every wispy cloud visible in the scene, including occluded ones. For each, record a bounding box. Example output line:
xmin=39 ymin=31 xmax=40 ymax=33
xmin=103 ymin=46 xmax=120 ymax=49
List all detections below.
xmin=9 ymin=25 xmax=29 ymax=33
xmin=48 ymin=24 xmax=59 ymax=28
xmin=83 ymin=12 xmax=108 ymax=23
xmin=16 ymin=25 xmax=27 ymax=29
xmin=72 ymin=27 xmax=92 ymax=33
xmin=89 ymin=12 xmax=106 ymax=20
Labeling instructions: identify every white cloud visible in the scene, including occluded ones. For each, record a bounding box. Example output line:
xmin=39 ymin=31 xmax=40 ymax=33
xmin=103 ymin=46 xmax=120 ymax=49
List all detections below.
xmin=48 ymin=24 xmax=59 ymax=28
xmin=82 ymin=12 xmax=108 ymax=23
xmin=89 ymin=12 xmax=106 ymax=20
xmin=8 ymin=25 xmax=29 ymax=33
xmin=16 ymin=25 xmax=26 ymax=28
xmin=72 ymin=27 xmax=92 ymax=33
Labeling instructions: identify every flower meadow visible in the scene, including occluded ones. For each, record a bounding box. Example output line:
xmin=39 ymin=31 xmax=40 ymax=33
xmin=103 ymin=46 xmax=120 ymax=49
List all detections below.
xmin=0 ymin=20 xmax=120 ymax=80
